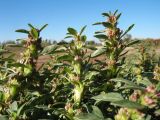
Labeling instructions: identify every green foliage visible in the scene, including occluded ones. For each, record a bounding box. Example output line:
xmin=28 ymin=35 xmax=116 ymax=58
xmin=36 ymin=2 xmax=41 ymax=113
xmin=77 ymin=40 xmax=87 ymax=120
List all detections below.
xmin=0 ymin=10 xmax=160 ymax=120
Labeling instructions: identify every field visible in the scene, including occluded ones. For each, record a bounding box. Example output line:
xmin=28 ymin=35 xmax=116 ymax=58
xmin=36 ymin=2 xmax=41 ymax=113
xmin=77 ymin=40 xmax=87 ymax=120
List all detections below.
xmin=4 ymin=44 xmax=160 ymax=69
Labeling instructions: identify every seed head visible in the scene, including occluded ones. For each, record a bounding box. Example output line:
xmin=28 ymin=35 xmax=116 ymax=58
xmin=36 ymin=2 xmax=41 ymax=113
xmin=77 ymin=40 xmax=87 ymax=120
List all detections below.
xmin=108 ymin=16 xmax=117 ymax=24
xmin=146 ymin=85 xmax=156 ymax=94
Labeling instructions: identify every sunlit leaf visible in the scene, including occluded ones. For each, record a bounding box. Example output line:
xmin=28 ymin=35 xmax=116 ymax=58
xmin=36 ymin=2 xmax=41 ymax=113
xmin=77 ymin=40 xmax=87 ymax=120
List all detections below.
xmin=31 ymin=28 xmax=38 ymax=39
xmin=41 ymin=45 xmax=58 ymax=55
xmin=91 ymin=47 xmax=106 ymax=58
xmin=74 ymin=106 xmax=104 ymax=120
xmin=68 ymin=27 xmax=77 ymax=35
xmin=92 ymin=92 xmax=123 ymax=102
xmin=111 ymin=100 xmax=145 ymax=109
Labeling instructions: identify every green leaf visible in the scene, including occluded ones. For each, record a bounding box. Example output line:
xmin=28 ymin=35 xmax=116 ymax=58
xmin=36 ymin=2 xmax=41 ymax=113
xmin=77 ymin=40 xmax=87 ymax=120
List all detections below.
xmin=79 ymin=25 xmax=87 ymax=35
xmin=102 ymin=13 xmax=110 ymax=17
xmin=57 ymin=55 xmax=73 ymax=61
xmin=121 ymin=24 xmax=135 ymax=38
xmin=85 ymin=71 xmax=99 ymax=80
xmin=145 ymin=115 xmax=152 ymax=120
xmin=138 ymin=78 xmax=152 ymax=86
xmin=111 ymin=78 xmax=145 ymax=90
xmin=68 ymin=27 xmax=77 ymax=35
xmin=93 ymin=22 xmax=102 ymax=25
xmin=41 ymin=45 xmax=58 ymax=55
xmin=0 ymin=115 xmax=8 ymax=120
xmin=74 ymin=113 xmax=101 ymax=120
xmin=15 ymin=29 xmax=29 ymax=34
xmin=94 ymin=34 xmax=108 ymax=39
xmin=92 ymin=106 xmax=104 ymax=119
xmin=91 ymin=47 xmax=106 ymax=58
xmin=81 ymin=35 xmax=87 ymax=42
xmin=31 ymin=28 xmax=39 ymax=39
xmin=114 ymin=10 xmax=118 ymax=15
xmin=155 ymin=109 xmax=160 ymax=116
xmin=17 ymin=103 xmax=27 ymax=116
xmin=9 ymin=101 xmax=18 ymax=111
xmin=111 ymin=100 xmax=145 ymax=109
xmin=64 ymin=36 xmax=73 ymax=39
xmin=111 ymin=78 xmax=136 ymax=86
xmin=126 ymin=40 xmax=140 ymax=47
xmin=39 ymin=24 xmax=48 ymax=31
xmin=120 ymin=85 xmax=145 ymax=91
xmin=116 ymin=13 xmax=121 ymax=20
xmin=102 ymin=22 xmax=113 ymax=28
xmin=95 ymin=31 xmax=105 ymax=34
xmin=28 ymin=23 xmax=35 ymax=29
xmin=64 ymin=67 xmax=72 ymax=74
xmin=8 ymin=63 xmax=25 ymax=68
xmin=0 ymin=92 xmax=4 ymax=101
xmin=92 ymin=92 xmax=123 ymax=102
xmin=74 ymin=106 xmax=104 ymax=120
xmin=156 ymin=82 xmax=160 ymax=92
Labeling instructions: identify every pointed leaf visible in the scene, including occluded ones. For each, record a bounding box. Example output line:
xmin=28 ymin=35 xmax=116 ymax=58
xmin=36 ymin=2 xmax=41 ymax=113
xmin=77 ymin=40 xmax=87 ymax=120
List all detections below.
xmin=17 ymin=103 xmax=27 ymax=116
xmin=39 ymin=24 xmax=48 ymax=31
xmin=41 ymin=45 xmax=58 ymax=55
xmin=120 ymin=85 xmax=145 ymax=91
xmin=92 ymin=106 xmax=104 ymax=119
xmin=102 ymin=13 xmax=110 ymax=17
xmin=95 ymin=31 xmax=105 ymax=34
xmin=114 ymin=10 xmax=118 ymax=15
xmin=102 ymin=22 xmax=113 ymax=28
xmin=57 ymin=55 xmax=73 ymax=61
xmin=31 ymin=28 xmax=38 ymax=39
xmin=94 ymin=34 xmax=108 ymax=39
xmin=28 ymin=23 xmax=35 ymax=29
xmin=92 ymin=92 xmax=123 ymax=102
xmin=111 ymin=78 xmax=145 ymax=90
xmin=68 ymin=27 xmax=77 ymax=35
xmin=121 ymin=24 xmax=135 ymax=38
xmin=111 ymin=78 xmax=136 ymax=86
xmin=116 ymin=13 xmax=121 ymax=20
xmin=81 ymin=35 xmax=87 ymax=42
xmin=79 ymin=25 xmax=87 ymax=35
xmin=112 ymin=100 xmax=145 ymax=109
xmin=74 ymin=106 xmax=104 ymax=120
xmin=64 ymin=36 xmax=73 ymax=39
xmin=93 ymin=22 xmax=102 ymax=25
xmin=91 ymin=47 xmax=106 ymax=58
xmin=126 ymin=40 xmax=140 ymax=47
xmin=15 ymin=29 xmax=29 ymax=34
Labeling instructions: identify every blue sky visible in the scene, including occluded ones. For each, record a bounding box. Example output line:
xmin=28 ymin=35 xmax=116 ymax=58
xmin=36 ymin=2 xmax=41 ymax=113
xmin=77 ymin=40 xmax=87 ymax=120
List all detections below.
xmin=0 ymin=0 xmax=160 ymax=42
